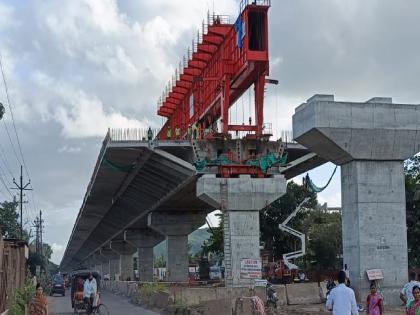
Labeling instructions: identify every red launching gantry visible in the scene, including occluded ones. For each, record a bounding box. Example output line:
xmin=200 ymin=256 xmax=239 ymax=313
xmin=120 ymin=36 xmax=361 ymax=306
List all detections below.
xmin=157 ymin=0 xmax=272 ymax=140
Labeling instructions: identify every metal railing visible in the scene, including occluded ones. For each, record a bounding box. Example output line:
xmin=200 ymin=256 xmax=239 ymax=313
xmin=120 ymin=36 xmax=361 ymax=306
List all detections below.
xmin=108 ymin=128 xmax=160 ymax=142
xmin=280 ymin=130 xmax=296 ymax=143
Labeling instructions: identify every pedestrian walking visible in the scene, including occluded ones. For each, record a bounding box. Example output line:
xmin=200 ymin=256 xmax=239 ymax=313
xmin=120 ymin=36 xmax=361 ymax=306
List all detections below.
xmin=366 ymin=283 xmax=383 ymax=315
xmin=406 ymin=285 xmax=420 ymax=315
xmin=401 ymin=272 xmax=420 ymax=306
xmin=29 ymin=283 xmax=48 ymax=315
xmin=326 ymin=270 xmax=358 ymax=315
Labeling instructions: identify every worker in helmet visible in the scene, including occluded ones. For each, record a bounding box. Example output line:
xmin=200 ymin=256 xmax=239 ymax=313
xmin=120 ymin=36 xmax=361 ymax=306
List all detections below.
xmin=147 ymin=127 xmax=153 ymax=141
xmin=175 ymin=126 xmax=181 ymax=140
xmin=192 ymin=123 xmax=198 ymax=140
xmin=187 ymin=125 xmax=192 ymax=140
xmin=167 ymin=126 xmax=172 ymax=140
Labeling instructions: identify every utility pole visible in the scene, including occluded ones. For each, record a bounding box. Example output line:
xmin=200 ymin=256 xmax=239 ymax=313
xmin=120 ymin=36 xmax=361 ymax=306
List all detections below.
xmin=33 ymin=216 xmax=40 ymax=254
xmin=11 ymin=165 xmax=31 ymax=240
xmin=39 ymin=210 xmax=44 ymax=258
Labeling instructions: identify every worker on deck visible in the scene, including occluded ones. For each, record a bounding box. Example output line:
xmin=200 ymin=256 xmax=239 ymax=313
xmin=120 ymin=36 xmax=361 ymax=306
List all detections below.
xmin=147 ymin=127 xmax=153 ymax=141
xmin=192 ymin=123 xmax=198 ymax=140
xmin=175 ymin=126 xmax=181 ymax=140
xmin=167 ymin=126 xmax=172 ymax=140
xmin=187 ymin=125 xmax=192 ymax=140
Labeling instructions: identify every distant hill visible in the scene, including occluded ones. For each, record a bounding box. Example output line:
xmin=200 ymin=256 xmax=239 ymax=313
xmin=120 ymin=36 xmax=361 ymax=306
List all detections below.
xmin=153 ymin=228 xmax=211 ymax=258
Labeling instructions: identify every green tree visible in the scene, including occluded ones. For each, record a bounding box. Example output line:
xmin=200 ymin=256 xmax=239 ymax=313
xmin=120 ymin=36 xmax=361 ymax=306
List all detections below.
xmin=304 ymin=210 xmax=342 ymax=269
xmin=405 ymin=155 xmax=420 ymax=267
xmin=201 ymin=212 xmax=224 ymax=257
xmin=154 ymin=254 xmax=166 ymax=268
xmin=260 ymin=181 xmax=317 ymax=261
xmin=0 ymin=200 xmax=20 ymax=239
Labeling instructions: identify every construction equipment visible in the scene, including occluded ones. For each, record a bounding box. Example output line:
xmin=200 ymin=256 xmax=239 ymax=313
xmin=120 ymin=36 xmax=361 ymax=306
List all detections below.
xmin=278 ymin=197 xmax=310 ymax=270
xmin=157 ymin=0 xmax=272 ymax=140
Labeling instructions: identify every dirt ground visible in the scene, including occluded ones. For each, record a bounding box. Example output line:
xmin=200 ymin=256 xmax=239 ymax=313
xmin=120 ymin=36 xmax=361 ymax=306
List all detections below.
xmin=266 ymin=304 xmax=406 ymax=315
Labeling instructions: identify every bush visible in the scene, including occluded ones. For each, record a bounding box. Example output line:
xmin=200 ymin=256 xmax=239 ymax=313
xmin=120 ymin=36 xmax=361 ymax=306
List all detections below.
xmin=8 ymin=270 xmax=35 ymax=315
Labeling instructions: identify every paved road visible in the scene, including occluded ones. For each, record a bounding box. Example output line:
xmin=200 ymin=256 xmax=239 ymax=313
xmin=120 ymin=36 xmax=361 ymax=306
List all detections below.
xmin=48 ymin=289 xmax=160 ymax=315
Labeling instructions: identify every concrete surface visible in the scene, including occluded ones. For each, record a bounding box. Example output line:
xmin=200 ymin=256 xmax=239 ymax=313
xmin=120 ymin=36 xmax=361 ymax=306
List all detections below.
xmin=285 ymin=283 xmax=322 ymax=305
xmin=149 ymin=211 xmax=207 ymax=282
xmin=197 ymin=175 xmax=287 ymax=287
xmin=48 ymin=289 xmax=160 ymax=315
xmin=292 ymin=94 xmax=420 ymax=304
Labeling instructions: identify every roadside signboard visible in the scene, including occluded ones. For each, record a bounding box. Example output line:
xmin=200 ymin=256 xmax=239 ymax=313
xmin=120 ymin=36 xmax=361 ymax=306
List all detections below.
xmin=240 ymin=259 xmax=262 ymax=279
xmin=366 ymin=269 xmax=384 ymax=280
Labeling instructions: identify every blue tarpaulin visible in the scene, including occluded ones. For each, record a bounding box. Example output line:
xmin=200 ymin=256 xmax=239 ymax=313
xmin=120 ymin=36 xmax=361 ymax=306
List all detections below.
xmin=234 ymin=16 xmax=243 ymax=48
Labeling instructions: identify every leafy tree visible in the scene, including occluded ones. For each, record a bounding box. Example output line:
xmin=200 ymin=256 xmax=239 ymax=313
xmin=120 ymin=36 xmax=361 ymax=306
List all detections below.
xmin=304 ymin=210 xmax=342 ymax=269
xmin=154 ymin=254 xmax=166 ymax=268
xmin=201 ymin=212 xmax=224 ymax=257
xmin=405 ymin=156 xmax=420 ymax=267
xmin=260 ymin=181 xmax=317 ymax=261
xmin=0 ymin=200 xmax=20 ymax=239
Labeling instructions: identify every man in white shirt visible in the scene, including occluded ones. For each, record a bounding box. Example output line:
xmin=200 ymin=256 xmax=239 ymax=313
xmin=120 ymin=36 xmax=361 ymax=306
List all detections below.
xmin=83 ymin=272 xmax=97 ymax=314
xmin=400 ymin=272 xmax=419 ymax=306
xmin=326 ymin=270 xmax=359 ymax=315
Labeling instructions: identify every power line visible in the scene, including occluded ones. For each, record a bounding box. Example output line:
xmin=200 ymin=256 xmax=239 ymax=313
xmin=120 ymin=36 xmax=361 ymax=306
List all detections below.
xmin=0 ymin=173 xmax=13 ymax=199
xmin=0 ymin=141 xmax=14 ymax=178
xmin=0 ymin=53 xmax=30 ymax=179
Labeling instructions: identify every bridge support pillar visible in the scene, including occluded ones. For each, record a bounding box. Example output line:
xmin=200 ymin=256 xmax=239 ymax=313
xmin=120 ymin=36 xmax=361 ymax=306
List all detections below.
xmin=148 ymin=211 xmax=207 ymax=282
xmin=292 ymin=95 xmax=420 ymax=304
xmin=197 ymin=174 xmax=286 ymax=287
xmin=125 ymin=229 xmax=164 ymax=282
xmin=100 ymin=247 xmax=120 ymax=281
xmin=110 ymin=240 xmax=136 ymax=281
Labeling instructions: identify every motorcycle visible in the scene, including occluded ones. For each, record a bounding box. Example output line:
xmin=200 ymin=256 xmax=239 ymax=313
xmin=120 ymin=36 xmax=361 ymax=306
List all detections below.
xmin=266 ymin=283 xmax=279 ymax=308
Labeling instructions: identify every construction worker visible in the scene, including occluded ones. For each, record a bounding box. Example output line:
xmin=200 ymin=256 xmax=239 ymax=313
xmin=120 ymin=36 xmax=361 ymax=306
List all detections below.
xmin=192 ymin=123 xmax=198 ymax=140
xmin=147 ymin=127 xmax=153 ymax=141
xmin=175 ymin=126 xmax=181 ymax=140
xmin=187 ymin=125 xmax=192 ymax=140
xmin=167 ymin=126 xmax=172 ymax=140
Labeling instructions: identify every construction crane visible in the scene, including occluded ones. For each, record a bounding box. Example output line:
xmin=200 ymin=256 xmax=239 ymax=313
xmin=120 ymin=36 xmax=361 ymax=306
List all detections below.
xmin=278 ymin=197 xmax=310 ymax=270
xmin=157 ymin=0 xmax=272 ymax=140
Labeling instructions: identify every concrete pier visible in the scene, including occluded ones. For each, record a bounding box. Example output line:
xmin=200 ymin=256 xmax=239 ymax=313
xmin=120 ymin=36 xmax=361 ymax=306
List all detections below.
xmin=110 ymin=240 xmax=136 ymax=281
xmin=125 ymin=229 xmax=164 ymax=281
xmin=197 ymin=174 xmax=287 ymax=287
xmin=148 ymin=211 xmax=206 ymax=282
xmin=293 ymin=95 xmax=420 ymax=304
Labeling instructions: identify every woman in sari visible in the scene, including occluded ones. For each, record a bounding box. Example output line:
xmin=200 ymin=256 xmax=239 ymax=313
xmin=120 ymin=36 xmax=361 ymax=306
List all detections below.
xmin=407 ymin=285 xmax=420 ymax=315
xmin=29 ymin=283 xmax=49 ymax=315
xmin=366 ymin=283 xmax=383 ymax=315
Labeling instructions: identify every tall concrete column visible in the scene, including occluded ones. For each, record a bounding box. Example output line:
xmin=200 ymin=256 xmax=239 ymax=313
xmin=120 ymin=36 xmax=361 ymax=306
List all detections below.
xmin=125 ymin=229 xmax=164 ymax=282
xmin=100 ymin=247 xmax=120 ymax=281
xmin=293 ymin=94 xmax=420 ymax=304
xmin=110 ymin=240 xmax=136 ymax=281
xmin=148 ymin=211 xmax=206 ymax=282
xmin=197 ymin=174 xmax=286 ymax=287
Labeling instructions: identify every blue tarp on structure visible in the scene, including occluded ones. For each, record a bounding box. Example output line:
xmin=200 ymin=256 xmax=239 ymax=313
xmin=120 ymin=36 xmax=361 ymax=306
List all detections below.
xmin=234 ymin=16 xmax=243 ymax=48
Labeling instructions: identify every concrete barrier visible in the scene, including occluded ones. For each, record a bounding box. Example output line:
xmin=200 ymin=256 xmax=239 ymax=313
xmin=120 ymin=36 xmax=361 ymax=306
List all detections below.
xmin=286 ymin=282 xmax=322 ymax=305
xmin=273 ymin=284 xmax=288 ymax=306
xmin=170 ymin=286 xmax=266 ymax=306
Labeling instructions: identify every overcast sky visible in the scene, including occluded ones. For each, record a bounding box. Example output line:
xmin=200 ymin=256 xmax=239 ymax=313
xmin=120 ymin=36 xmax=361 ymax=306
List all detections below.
xmin=0 ymin=0 xmax=419 ymax=264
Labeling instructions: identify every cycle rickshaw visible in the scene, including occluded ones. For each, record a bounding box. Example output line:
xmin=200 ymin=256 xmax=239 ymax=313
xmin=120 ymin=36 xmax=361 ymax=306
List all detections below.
xmin=70 ymin=270 xmax=109 ymax=314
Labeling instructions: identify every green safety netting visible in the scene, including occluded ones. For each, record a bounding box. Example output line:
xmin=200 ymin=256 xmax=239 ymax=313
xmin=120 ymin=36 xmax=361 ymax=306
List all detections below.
xmin=304 ymin=165 xmax=337 ymax=193
xmin=102 ymin=157 xmax=134 ymax=173
xmin=246 ymin=152 xmax=288 ymax=172
xmin=194 ymin=152 xmax=288 ymax=173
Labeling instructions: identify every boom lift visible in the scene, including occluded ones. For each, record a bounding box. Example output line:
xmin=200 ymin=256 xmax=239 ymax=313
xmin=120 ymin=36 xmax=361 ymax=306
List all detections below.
xmin=278 ymin=197 xmax=310 ymax=270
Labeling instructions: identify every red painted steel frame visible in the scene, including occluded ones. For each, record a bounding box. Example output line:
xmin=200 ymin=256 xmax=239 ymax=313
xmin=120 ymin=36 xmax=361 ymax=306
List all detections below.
xmin=157 ymin=3 xmax=270 ymax=140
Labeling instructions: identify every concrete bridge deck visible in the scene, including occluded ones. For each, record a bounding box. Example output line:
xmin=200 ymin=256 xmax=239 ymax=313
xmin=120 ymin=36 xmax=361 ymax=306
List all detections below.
xmin=61 ymin=131 xmax=325 ymax=274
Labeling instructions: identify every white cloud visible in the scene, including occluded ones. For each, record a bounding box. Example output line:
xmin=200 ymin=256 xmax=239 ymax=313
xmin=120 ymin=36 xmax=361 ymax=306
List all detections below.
xmin=51 ymin=243 xmax=65 ymax=265
xmin=58 ymin=145 xmax=82 ymax=154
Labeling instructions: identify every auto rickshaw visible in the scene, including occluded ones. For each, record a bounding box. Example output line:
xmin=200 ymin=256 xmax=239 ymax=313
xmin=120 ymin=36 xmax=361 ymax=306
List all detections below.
xmin=70 ymin=270 xmax=108 ymax=314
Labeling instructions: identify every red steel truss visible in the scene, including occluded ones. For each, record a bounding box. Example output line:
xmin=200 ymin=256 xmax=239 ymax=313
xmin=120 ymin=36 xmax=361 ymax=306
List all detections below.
xmin=157 ymin=0 xmax=271 ymax=140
